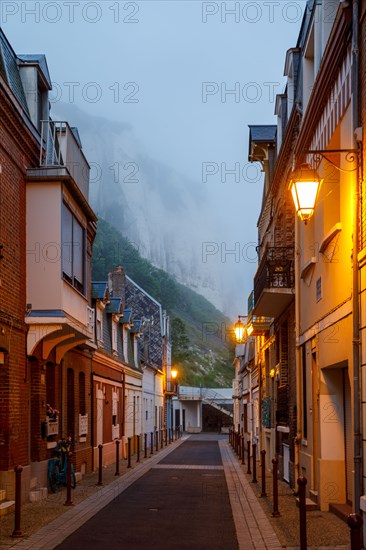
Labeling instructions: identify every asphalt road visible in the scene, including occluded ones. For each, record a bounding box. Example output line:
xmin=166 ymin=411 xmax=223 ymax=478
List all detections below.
xmin=56 ymin=435 xmax=238 ymax=550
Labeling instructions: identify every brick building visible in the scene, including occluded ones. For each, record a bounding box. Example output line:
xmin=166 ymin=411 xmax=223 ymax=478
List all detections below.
xmin=0 ymin=29 xmax=40 ymax=502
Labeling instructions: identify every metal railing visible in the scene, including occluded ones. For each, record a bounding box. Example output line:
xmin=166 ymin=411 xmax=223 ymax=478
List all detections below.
xmin=40 ymin=120 xmax=90 ymax=199
xmin=254 ymin=246 xmax=294 ymax=304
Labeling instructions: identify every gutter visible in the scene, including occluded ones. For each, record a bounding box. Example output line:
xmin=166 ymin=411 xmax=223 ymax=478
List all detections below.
xmin=351 ymin=0 xmax=362 ymax=516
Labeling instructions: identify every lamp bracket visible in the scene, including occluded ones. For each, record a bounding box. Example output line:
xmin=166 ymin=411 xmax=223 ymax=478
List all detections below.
xmin=304 ymin=149 xmax=358 ymax=173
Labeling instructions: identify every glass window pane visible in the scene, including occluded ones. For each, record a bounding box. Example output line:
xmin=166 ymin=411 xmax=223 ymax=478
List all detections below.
xmin=73 ymin=218 xmax=84 ymax=285
xmin=62 ymin=203 xmax=73 ymax=278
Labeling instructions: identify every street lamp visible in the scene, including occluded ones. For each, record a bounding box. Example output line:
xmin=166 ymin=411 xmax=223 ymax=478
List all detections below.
xmin=289 ymin=163 xmax=323 ymax=224
xmin=289 ymin=149 xmax=358 ymax=223
xmin=234 ymin=315 xmax=247 ymax=343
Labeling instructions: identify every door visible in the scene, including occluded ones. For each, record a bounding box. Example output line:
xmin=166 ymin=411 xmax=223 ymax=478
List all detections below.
xmin=175 ymin=409 xmax=180 ymax=429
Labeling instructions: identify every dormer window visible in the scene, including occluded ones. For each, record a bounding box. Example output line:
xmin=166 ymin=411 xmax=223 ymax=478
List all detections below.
xmin=62 ymin=202 xmax=85 ymax=295
xmin=17 ymin=54 xmax=51 ymax=132
xmin=112 ymin=315 xmax=119 ymax=355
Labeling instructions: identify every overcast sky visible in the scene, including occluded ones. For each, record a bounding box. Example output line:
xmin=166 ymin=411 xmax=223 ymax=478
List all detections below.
xmin=2 ymin=1 xmax=306 ymax=317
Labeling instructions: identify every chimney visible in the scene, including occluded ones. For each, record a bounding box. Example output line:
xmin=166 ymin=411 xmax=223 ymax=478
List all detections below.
xmin=108 ymin=266 xmax=126 ymax=304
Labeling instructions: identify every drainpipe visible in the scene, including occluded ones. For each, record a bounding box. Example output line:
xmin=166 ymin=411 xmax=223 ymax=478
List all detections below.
xmin=351 ymin=0 xmax=361 ymax=516
xmin=295 ymin=214 xmax=302 ymax=491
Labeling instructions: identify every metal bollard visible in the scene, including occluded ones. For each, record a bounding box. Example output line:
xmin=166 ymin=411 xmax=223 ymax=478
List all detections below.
xmin=156 ymin=430 xmax=159 ymax=452
xmin=229 ymin=428 xmax=231 ymax=446
xmin=169 ymin=428 xmax=171 ymax=443
xmin=115 ymin=439 xmax=120 ymax=476
xmin=97 ymin=444 xmax=103 ymax=485
xmin=241 ymin=435 xmax=245 ymax=465
xmin=161 ymin=429 xmax=164 ymax=449
xmin=247 ymin=441 xmax=251 ymax=474
xmin=127 ymin=437 xmax=132 ymax=468
xmin=64 ymin=452 xmax=74 ymax=506
xmin=260 ymin=450 xmax=267 ymax=497
xmin=272 ymin=457 xmax=280 ymax=517
xmin=150 ymin=432 xmax=154 ymax=455
xmin=137 ymin=434 xmax=140 ymax=463
xmin=298 ymin=476 xmax=307 ymax=549
xmin=165 ymin=428 xmax=168 ymax=446
xmin=12 ymin=465 xmax=23 ymax=538
xmin=144 ymin=433 xmax=148 ymax=459
xmin=347 ymin=513 xmax=363 ymax=550
xmin=252 ymin=444 xmax=257 ymax=483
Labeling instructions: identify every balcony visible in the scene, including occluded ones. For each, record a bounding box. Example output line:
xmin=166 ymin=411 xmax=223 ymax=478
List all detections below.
xmin=26 ymin=120 xmax=90 ymax=202
xmin=253 ymin=247 xmax=294 ymax=318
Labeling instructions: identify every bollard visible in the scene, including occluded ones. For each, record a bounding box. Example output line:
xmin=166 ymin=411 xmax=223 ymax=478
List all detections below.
xmin=169 ymin=428 xmax=171 ymax=444
xmin=298 ymin=476 xmax=307 ymax=550
xmin=247 ymin=441 xmax=251 ymax=474
xmin=238 ymin=433 xmax=241 ymax=461
xmin=161 ymin=429 xmax=163 ymax=449
xmin=347 ymin=513 xmax=363 ymax=550
xmin=229 ymin=428 xmax=231 ymax=446
xmin=165 ymin=428 xmax=168 ymax=446
xmin=260 ymin=450 xmax=267 ymax=497
xmin=137 ymin=434 xmax=140 ymax=463
xmin=64 ymin=452 xmax=74 ymax=506
xmin=241 ymin=435 xmax=245 ymax=465
xmin=150 ymin=432 xmax=154 ymax=455
xmin=156 ymin=430 xmax=159 ymax=452
xmin=252 ymin=444 xmax=257 ymax=483
xmin=127 ymin=437 xmax=132 ymax=468
xmin=12 ymin=465 xmax=23 ymax=538
xmin=97 ymin=444 xmax=103 ymax=485
xmin=115 ymin=439 xmax=120 ymax=476
xmin=272 ymin=457 xmax=280 ymax=517
xmin=144 ymin=433 xmax=148 ymax=458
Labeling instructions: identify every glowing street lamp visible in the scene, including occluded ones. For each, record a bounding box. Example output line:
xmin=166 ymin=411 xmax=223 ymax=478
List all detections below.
xmin=171 ymin=368 xmax=178 ymax=380
xmin=289 ymin=163 xmax=323 ymax=224
xmin=234 ymin=316 xmax=247 ymax=343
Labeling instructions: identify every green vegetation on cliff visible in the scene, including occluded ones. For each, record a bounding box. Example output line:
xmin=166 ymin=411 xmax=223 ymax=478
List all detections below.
xmin=92 ymin=218 xmax=234 ymax=387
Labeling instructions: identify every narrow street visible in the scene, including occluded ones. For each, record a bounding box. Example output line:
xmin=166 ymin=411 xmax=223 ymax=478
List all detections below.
xmin=50 ymin=434 xmax=281 ymax=550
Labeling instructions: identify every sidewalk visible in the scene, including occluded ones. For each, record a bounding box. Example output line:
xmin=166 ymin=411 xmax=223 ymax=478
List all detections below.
xmin=223 ymin=440 xmax=350 ymax=549
xmin=0 ymin=436 xmax=187 ymax=550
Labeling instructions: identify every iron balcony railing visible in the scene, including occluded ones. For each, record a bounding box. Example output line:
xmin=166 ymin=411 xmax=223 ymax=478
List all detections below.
xmin=254 ymin=246 xmax=294 ymax=306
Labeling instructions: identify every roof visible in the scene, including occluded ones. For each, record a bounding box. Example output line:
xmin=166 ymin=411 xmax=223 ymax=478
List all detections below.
xmin=17 ymin=54 xmax=52 ymax=89
xmin=105 ymin=297 xmax=123 ymax=314
xmin=120 ymin=309 xmax=133 ymax=324
xmin=91 ymin=281 xmax=109 ymax=300
xmin=130 ymin=320 xmax=141 ymax=334
xmin=0 ymin=29 xmax=29 ymax=114
xmin=248 ymin=125 xmax=277 ymax=142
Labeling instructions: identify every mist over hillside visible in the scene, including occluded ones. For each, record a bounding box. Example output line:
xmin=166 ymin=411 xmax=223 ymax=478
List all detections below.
xmin=54 ymin=103 xmax=249 ymax=316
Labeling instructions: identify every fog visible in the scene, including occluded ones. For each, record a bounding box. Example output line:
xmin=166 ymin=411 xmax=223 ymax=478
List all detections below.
xmin=2 ymin=1 xmax=306 ymax=317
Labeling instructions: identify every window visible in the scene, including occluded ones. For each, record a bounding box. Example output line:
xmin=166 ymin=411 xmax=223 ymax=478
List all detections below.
xmin=79 ymin=372 xmax=86 ymax=415
xmin=302 ymin=346 xmax=307 ymax=439
xmin=112 ymin=317 xmax=118 ymax=354
xmin=316 ymin=277 xmax=322 ymax=302
xmin=62 ymin=202 xmax=85 ymax=294
xmin=67 ymin=368 xmax=75 ymax=438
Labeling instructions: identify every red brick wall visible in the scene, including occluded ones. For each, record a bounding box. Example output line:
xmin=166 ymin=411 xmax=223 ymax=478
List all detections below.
xmin=0 ymin=83 xmax=39 ymax=471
